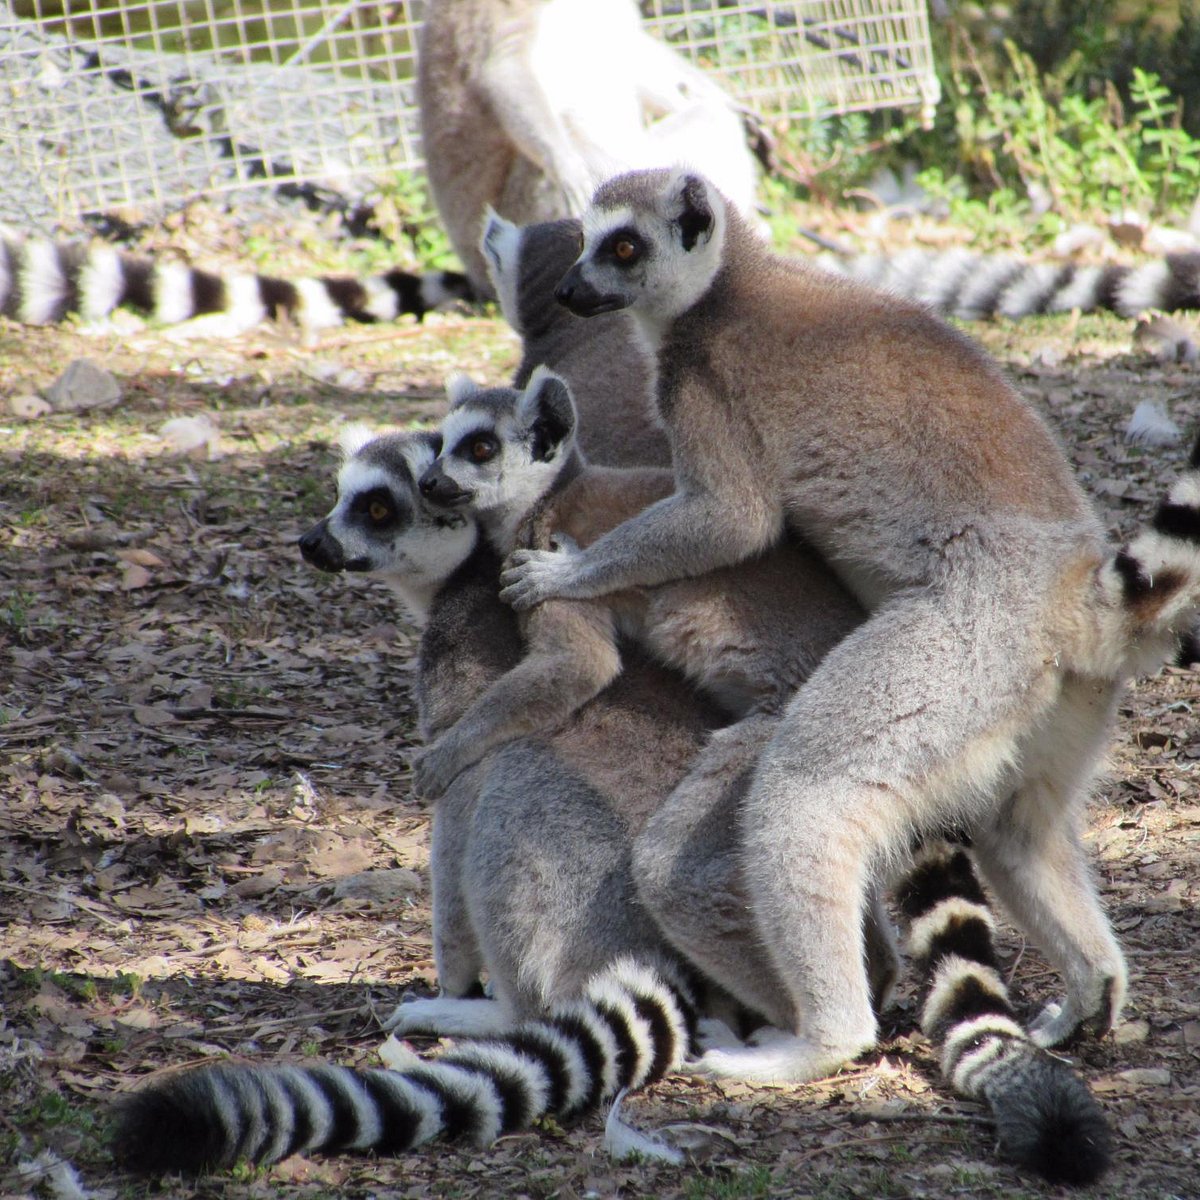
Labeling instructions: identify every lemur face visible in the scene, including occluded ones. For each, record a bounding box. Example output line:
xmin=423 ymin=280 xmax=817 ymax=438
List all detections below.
xmin=299 ymin=430 xmax=476 ymax=589
xmin=418 ymin=369 xmax=577 ymax=521
xmin=554 ymin=168 xmax=725 ymax=331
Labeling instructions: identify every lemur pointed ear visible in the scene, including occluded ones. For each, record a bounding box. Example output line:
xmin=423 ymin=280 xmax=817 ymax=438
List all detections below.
xmin=669 ymin=170 xmax=716 ymax=252
xmin=480 ymin=207 xmax=516 ymax=265
xmin=337 ymin=422 xmax=376 ymax=460
xmin=522 ymin=365 xmax=576 ymax=461
xmin=446 ymin=373 xmax=480 ymax=408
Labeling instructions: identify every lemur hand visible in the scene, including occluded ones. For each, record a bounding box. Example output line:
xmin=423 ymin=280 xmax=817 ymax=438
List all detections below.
xmin=410 ymin=737 xmax=471 ymax=800
xmin=499 ymin=533 xmax=581 ymax=611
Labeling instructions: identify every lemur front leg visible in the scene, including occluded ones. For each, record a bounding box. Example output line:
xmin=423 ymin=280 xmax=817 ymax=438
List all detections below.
xmin=412 ymin=598 xmax=620 ymax=798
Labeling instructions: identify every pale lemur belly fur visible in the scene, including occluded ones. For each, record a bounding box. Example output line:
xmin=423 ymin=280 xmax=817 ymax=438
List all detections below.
xmin=496 ymin=167 xmax=1200 ymax=1170
xmin=417 ymin=0 xmax=759 ymax=297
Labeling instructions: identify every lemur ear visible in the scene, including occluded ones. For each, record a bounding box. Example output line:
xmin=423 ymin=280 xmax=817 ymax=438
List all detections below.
xmin=480 ymin=207 xmax=517 ymax=271
xmin=446 ymin=373 xmax=480 ymax=409
xmin=670 ymin=171 xmax=716 ymax=252
xmin=337 ymin=422 xmax=376 ymax=460
xmin=521 ymin=365 xmax=576 ymax=461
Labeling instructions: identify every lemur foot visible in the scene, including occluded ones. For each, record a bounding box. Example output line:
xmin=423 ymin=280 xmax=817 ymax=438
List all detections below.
xmin=383 ymin=995 xmax=511 ymax=1038
xmin=687 ymin=1032 xmax=869 ymax=1083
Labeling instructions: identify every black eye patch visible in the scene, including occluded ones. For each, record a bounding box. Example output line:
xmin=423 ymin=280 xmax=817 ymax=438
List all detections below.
xmin=350 ymin=486 xmax=403 ymax=528
xmin=600 ymin=228 xmax=645 ymax=267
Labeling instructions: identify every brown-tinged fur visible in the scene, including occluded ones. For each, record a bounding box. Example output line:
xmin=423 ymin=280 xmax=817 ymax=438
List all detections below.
xmin=501 ymin=168 xmax=1160 ymax=1092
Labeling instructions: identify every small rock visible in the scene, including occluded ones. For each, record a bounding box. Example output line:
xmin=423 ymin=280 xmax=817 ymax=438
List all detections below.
xmin=45 ymin=359 xmax=123 ymax=411
xmin=160 ymin=414 xmax=221 ymax=460
xmin=1125 ymin=399 xmax=1183 ymax=446
xmin=328 ymin=868 xmax=424 ymax=901
xmin=1115 ymin=1067 xmax=1171 ymax=1087
xmin=1113 ymin=1019 xmax=1150 ymax=1044
xmin=9 ymin=393 xmax=51 ymax=419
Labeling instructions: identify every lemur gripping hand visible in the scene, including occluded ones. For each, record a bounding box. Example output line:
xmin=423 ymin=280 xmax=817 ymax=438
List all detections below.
xmin=499 ymin=533 xmax=582 ymax=611
xmin=410 ymin=736 xmax=476 ymax=800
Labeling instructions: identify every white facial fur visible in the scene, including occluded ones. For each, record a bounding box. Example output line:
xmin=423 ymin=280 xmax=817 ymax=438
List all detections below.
xmin=578 ymin=169 xmax=727 ymax=347
xmin=321 ymin=446 xmax=477 ymax=622
xmin=434 ymin=370 xmax=576 ymax=550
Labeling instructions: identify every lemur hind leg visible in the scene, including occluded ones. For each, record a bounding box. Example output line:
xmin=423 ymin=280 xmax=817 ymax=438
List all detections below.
xmin=973 ymin=674 xmax=1127 ymax=1047
xmin=634 ymin=713 xmax=901 ymax=1034
xmin=697 ymin=588 xmax=1063 ymax=1083
xmin=428 ymin=770 xmax=487 ymax=1000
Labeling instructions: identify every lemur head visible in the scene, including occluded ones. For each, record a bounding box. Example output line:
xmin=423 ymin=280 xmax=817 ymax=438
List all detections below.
xmin=298 ymin=427 xmax=477 ymax=620
xmin=418 ymin=367 xmax=578 ymax=544
xmin=554 ymin=168 xmax=727 ymax=333
xmin=480 ymin=209 xmax=584 ymax=338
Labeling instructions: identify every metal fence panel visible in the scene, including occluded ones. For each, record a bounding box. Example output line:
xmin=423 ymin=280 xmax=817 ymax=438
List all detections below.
xmin=0 ymin=0 xmax=938 ymax=228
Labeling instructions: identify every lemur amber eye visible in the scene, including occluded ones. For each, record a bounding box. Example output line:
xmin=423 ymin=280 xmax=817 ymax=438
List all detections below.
xmin=369 ymin=499 xmax=390 ymax=522
xmin=470 ymin=436 xmax=497 ymax=463
xmin=614 ymin=239 xmax=637 ymax=261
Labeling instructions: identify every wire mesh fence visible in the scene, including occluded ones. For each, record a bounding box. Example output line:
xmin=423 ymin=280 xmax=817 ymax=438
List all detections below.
xmin=0 ymin=0 xmax=939 ymax=230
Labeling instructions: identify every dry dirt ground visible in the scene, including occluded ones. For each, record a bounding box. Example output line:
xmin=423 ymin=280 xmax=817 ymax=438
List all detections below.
xmin=1 ymin=208 xmax=1199 ymax=1200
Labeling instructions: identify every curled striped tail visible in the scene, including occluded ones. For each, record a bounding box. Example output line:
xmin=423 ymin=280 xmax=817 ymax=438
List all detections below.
xmin=112 ymin=957 xmax=695 ymax=1176
xmin=898 ymin=844 xmax=1111 ymax=1186
xmin=1099 ymin=431 xmax=1200 ymax=664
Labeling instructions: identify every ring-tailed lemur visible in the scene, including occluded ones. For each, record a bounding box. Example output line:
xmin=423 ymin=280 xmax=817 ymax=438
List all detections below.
xmin=417 ymin=0 xmax=760 ymax=297
xmin=0 ymin=234 xmax=473 ymax=332
xmin=500 ymin=166 xmax=1200 ymax=1097
xmin=115 ymin=426 xmax=718 ymax=1173
xmin=113 ymin=425 xmax=1109 ymax=1183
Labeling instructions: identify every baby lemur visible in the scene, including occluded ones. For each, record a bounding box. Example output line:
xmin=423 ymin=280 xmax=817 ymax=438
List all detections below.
xmin=500 ymin=167 xmax=1200 ymax=1095
xmin=413 ymin=366 xmax=860 ymax=798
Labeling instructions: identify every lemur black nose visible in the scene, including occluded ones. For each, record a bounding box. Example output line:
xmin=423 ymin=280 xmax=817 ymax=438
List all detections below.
xmin=419 ymin=468 xmax=472 ymax=507
xmin=554 ymin=265 xmax=580 ymax=307
xmin=298 ymin=520 xmax=343 ymax=572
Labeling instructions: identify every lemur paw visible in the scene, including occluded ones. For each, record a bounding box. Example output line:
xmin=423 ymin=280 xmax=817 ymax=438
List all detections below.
xmin=687 ymin=1035 xmax=862 ymax=1083
xmin=384 ymin=995 xmax=509 ymax=1037
xmin=499 ymin=542 xmax=580 ymax=611
xmin=1029 ymin=1001 xmax=1075 ymax=1048
xmin=410 ymin=740 xmax=468 ymax=799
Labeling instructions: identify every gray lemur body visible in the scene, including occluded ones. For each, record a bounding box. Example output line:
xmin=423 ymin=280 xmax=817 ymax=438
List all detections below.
xmin=501 ymin=169 xmax=1200 ymax=1103
xmin=112 ymin=429 xmax=719 ymax=1175
xmin=111 ymin=221 xmax=1113 ymax=1183
xmin=417 ymin=0 xmax=759 ymax=296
